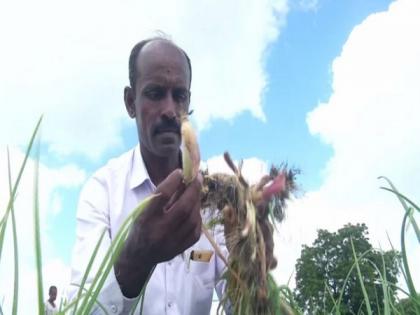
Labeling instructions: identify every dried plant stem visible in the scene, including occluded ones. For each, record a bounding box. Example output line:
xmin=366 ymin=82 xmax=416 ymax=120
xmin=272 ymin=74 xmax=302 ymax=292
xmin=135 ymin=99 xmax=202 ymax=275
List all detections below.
xmin=201 ymin=225 xmax=244 ymax=288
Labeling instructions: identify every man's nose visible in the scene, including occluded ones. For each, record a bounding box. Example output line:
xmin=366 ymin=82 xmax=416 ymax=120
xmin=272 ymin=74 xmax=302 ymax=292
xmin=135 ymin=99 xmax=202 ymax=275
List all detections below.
xmin=161 ymin=94 xmax=178 ymax=120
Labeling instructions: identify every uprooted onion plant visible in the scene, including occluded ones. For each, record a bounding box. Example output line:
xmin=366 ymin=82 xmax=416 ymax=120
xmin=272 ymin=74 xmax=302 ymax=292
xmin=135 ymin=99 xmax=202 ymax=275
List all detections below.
xmin=182 ymin=114 xmax=299 ymax=314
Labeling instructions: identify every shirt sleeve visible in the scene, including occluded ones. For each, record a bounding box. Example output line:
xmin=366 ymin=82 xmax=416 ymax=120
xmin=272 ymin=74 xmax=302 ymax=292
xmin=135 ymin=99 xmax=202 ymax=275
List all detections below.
xmin=67 ymin=174 xmax=138 ymax=314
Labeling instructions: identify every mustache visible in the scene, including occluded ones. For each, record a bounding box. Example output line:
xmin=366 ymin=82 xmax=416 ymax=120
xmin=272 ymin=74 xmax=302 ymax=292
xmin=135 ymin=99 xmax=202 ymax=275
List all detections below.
xmin=153 ymin=118 xmax=181 ymax=135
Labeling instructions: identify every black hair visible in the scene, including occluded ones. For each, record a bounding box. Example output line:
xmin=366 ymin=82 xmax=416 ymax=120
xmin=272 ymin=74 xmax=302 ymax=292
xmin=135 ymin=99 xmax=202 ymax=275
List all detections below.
xmin=128 ymin=37 xmax=192 ymax=92
xmin=49 ymin=286 xmax=57 ymax=293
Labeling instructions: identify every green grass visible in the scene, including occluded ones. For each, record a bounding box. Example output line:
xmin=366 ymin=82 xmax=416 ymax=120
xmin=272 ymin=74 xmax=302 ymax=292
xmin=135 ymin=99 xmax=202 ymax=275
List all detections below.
xmin=7 ymin=149 xmax=19 ymax=315
xmin=351 ymin=238 xmax=373 ymax=315
xmin=0 ymin=119 xmax=419 ymax=314
xmin=0 ymin=116 xmax=42 ymax=315
xmin=0 ymin=118 xmax=156 ymax=314
xmin=33 ymin=133 xmax=45 ymax=315
xmin=71 ymin=228 xmax=106 ymax=313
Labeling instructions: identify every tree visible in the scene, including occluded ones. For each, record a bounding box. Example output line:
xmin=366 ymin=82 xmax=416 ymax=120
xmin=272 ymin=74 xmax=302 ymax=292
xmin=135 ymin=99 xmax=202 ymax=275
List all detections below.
xmin=294 ymin=223 xmax=400 ymax=314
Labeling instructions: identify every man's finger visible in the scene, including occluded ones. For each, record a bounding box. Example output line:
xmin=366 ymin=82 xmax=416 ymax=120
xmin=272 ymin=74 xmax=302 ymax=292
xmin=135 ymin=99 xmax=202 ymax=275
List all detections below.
xmin=164 ymin=175 xmax=202 ymax=218
xmin=156 ymin=169 xmax=184 ymax=196
xmin=149 ymin=169 xmax=184 ymax=214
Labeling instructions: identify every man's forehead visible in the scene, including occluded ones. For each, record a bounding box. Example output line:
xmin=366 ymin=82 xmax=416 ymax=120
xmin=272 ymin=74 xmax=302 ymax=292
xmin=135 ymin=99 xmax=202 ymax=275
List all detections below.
xmin=136 ymin=40 xmax=190 ymax=82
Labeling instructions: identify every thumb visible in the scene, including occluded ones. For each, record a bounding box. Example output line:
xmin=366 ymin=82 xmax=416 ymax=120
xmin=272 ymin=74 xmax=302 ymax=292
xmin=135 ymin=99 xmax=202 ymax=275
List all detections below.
xmin=151 ymin=169 xmax=184 ymax=213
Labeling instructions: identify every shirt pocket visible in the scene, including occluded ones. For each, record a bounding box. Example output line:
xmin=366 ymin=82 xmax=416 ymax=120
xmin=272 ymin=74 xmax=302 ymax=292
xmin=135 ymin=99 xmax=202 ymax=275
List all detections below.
xmin=184 ymin=247 xmax=216 ymax=289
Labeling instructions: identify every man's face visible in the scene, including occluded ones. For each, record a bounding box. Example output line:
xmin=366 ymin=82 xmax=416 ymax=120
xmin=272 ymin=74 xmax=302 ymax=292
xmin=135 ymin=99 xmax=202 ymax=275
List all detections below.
xmin=132 ymin=40 xmax=190 ymax=157
xmin=49 ymin=288 xmax=57 ymax=301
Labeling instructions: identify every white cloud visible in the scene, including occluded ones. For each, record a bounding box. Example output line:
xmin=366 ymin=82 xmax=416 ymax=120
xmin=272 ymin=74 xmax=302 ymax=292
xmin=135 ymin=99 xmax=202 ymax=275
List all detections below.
xmin=0 ymin=148 xmax=87 ymax=218
xmin=0 ymin=0 xmax=288 ymax=160
xmin=204 ymin=154 xmax=269 ymax=185
xmin=0 ymin=147 xmax=85 ymax=313
xmin=273 ymin=0 xmax=420 ymax=287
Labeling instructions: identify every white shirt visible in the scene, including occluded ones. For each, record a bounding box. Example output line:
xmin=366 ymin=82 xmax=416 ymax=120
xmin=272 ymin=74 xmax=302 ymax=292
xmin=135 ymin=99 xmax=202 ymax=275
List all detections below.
xmin=44 ymin=300 xmax=57 ymax=315
xmin=69 ymin=145 xmax=228 ymax=315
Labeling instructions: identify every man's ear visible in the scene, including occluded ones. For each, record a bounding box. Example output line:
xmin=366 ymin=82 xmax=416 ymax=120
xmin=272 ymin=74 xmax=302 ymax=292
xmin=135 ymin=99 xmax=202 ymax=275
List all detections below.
xmin=124 ymin=86 xmax=136 ymax=118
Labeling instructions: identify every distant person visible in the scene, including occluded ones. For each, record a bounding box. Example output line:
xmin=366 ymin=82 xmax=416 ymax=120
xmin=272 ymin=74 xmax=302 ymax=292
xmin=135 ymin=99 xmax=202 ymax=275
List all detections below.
xmin=45 ymin=285 xmax=58 ymax=315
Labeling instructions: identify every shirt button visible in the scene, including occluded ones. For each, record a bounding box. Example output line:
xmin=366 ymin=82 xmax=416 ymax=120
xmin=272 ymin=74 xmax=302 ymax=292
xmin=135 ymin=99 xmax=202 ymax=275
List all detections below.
xmin=110 ymin=304 xmax=118 ymax=313
xmin=168 ymin=301 xmax=173 ymax=308
xmin=168 ymin=261 xmax=172 ymax=266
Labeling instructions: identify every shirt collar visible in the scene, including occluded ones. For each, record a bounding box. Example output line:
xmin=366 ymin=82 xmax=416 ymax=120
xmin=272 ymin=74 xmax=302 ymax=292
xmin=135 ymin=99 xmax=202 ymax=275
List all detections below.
xmin=129 ymin=144 xmax=152 ymax=190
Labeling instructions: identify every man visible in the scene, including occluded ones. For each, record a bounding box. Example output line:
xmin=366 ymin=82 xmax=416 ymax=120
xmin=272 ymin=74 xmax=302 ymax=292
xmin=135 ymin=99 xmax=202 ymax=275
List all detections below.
xmin=69 ymin=37 xmax=274 ymax=314
xmin=45 ymin=285 xmax=58 ymax=315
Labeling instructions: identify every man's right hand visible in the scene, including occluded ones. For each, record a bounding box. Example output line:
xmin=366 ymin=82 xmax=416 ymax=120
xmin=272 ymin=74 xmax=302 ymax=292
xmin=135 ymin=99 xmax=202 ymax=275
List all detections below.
xmin=115 ymin=169 xmax=202 ymax=298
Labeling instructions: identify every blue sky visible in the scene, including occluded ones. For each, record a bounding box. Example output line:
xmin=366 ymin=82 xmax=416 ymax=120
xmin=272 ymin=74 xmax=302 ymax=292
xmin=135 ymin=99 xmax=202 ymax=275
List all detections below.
xmin=1 ymin=0 xmax=419 ymax=311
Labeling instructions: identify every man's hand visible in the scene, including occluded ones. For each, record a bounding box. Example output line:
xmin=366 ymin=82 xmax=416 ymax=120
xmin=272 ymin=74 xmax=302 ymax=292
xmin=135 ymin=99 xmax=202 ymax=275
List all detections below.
xmin=115 ymin=169 xmax=202 ymax=298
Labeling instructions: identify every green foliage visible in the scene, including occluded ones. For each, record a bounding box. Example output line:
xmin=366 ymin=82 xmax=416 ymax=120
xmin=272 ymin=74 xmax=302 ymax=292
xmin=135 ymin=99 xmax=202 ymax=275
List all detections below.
xmin=0 ymin=117 xmax=155 ymax=314
xmin=0 ymin=117 xmax=42 ymax=315
xmin=294 ymin=223 xmax=400 ymax=314
xmin=380 ymin=177 xmax=420 ymax=314
xmin=396 ymin=295 xmax=420 ymax=314
xmin=7 ymin=150 xmax=19 ymax=315
xmin=33 ymin=137 xmax=45 ymax=315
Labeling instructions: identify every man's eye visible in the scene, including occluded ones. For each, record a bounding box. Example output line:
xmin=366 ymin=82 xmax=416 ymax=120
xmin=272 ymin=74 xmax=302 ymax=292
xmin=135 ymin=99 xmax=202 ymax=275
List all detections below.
xmin=174 ymin=90 xmax=189 ymax=103
xmin=145 ymin=88 xmax=164 ymax=100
